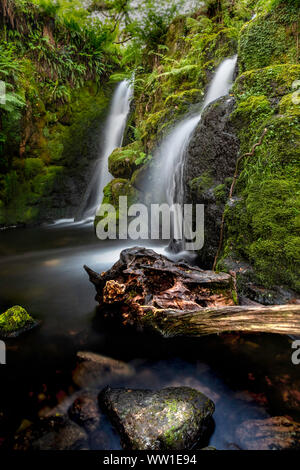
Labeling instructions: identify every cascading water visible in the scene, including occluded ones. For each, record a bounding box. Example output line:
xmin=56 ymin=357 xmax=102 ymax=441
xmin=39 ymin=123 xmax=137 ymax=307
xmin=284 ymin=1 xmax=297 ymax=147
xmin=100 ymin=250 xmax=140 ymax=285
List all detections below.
xmin=78 ymin=80 xmax=133 ymax=221
xmin=154 ymin=55 xmax=237 ymax=251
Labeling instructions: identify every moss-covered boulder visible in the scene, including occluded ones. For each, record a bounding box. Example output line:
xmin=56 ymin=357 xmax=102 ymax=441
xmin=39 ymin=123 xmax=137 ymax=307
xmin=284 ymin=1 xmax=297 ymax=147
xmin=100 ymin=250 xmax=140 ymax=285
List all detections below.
xmin=94 ymin=178 xmax=141 ymax=230
xmin=108 ymin=141 xmax=148 ymax=179
xmin=99 ymin=386 xmax=215 ymax=450
xmin=0 ymin=306 xmax=39 ymax=338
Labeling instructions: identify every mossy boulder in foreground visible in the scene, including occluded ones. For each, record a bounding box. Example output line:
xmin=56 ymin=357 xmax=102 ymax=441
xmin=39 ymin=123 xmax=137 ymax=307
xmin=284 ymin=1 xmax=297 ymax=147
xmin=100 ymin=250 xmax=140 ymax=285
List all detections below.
xmin=99 ymin=386 xmax=215 ymax=450
xmin=0 ymin=306 xmax=39 ymax=338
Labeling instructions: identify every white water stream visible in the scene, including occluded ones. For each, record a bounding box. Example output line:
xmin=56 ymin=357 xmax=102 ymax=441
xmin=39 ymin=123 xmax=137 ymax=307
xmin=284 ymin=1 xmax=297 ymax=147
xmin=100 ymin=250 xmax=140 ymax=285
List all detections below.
xmin=78 ymin=80 xmax=133 ymax=222
xmin=153 ymin=55 xmax=237 ymax=250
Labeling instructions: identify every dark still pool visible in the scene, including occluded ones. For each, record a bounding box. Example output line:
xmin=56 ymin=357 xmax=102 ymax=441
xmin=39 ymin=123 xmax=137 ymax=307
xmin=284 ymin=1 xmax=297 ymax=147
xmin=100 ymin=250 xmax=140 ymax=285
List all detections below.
xmin=0 ymin=224 xmax=299 ymax=451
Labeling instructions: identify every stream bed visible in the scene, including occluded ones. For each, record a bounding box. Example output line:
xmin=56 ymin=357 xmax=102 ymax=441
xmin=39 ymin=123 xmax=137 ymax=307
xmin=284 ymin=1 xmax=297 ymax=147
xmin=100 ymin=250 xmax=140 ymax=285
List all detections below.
xmin=0 ymin=224 xmax=299 ymax=450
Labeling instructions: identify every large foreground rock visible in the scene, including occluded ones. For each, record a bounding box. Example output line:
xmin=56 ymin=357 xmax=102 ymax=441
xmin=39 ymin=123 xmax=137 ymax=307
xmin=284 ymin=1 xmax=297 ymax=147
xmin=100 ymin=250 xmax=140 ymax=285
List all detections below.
xmin=236 ymin=416 xmax=300 ymax=450
xmin=72 ymin=351 xmax=134 ymax=388
xmin=99 ymin=386 xmax=215 ymax=450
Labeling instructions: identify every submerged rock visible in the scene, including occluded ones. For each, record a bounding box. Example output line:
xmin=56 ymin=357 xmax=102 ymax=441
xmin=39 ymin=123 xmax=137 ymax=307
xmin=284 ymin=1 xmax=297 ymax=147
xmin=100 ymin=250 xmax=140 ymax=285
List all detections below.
xmin=72 ymin=351 xmax=134 ymax=388
xmin=236 ymin=416 xmax=300 ymax=450
xmin=0 ymin=306 xmax=39 ymax=338
xmin=99 ymin=386 xmax=215 ymax=450
xmin=68 ymin=390 xmax=102 ymax=433
xmin=14 ymin=416 xmax=89 ymax=451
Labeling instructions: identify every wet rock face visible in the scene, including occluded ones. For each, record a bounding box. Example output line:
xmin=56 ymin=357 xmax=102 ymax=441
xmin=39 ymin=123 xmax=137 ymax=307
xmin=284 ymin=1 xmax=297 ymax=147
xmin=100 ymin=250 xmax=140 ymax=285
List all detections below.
xmin=99 ymin=386 xmax=215 ymax=450
xmin=236 ymin=416 xmax=300 ymax=450
xmin=72 ymin=351 xmax=135 ymax=389
xmin=184 ymin=96 xmax=239 ymax=268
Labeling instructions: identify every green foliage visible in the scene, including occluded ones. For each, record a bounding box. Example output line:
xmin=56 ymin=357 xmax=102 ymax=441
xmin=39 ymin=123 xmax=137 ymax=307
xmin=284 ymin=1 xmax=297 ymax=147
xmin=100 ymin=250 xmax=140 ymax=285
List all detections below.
xmin=132 ymin=7 xmax=240 ymax=149
xmin=0 ymin=0 xmax=115 ymax=224
xmin=24 ymin=157 xmax=45 ymax=178
xmin=128 ymin=0 xmax=184 ymax=49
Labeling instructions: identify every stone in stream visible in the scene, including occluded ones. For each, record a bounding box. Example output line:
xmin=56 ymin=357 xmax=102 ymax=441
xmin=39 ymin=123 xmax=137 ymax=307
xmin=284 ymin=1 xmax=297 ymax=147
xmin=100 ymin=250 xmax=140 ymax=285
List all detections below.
xmin=0 ymin=305 xmax=39 ymax=338
xmin=13 ymin=416 xmax=89 ymax=450
xmin=99 ymin=386 xmax=215 ymax=450
xmin=236 ymin=416 xmax=300 ymax=450
xmin=68 ymin=390 xmax=102 ymax=433
xmin=72 ymin=351 xmax=135 ymax=388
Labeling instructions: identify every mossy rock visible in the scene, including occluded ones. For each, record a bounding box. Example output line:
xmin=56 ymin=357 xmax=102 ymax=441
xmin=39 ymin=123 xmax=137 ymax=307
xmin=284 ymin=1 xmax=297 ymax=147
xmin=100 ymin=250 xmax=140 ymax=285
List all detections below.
xmin=99 ymin=386 xmax=215 ymax=450
xmin=222 ymin=108 xmax=300 ymax=291
xmin=234 ymin=64 xmax=300 ymax=101
xmin=108 ymin=141 xmax=147 ymax=179
xmin=238 ymin=2 xmax=299 ymax=71
xmin=0 ymin=306 xmax=39 ymax=338
xmin=94 ymin=178 xmax=141 ymax=230
xmin=189 ymin=172 xmax=214 ymax=198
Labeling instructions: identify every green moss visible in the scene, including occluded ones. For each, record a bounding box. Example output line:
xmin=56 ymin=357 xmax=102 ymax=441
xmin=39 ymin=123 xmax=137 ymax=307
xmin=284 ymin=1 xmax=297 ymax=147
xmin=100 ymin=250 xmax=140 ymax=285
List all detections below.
xmin=279 ymin=93 xmax=300 ymax=116
xmin=238 ymin=2 xmax=299 ymax=71
xmin=189 ymin=172 xmax=214 ymax=197
xmin=213 ymin=183 xmax=228 ymax=204
xmin=222 ymin=102 xmax=300 ymax=290
xmin=0 ymin=0 xmax=114 ymax=226
xmin=108 ymin=141 xmax=150 ymax=179
xmin=231 ymin=94 xmax=274 ymax=150
xmin=234 ymin=65 xmax=300 ymax=100
xmin=0 ymin=83 xmax=111 ymax=225
xmin=94 ymin=178 xmax=140 ymax=228
xmin=24 ymin=158 xmax=45 ymax=179
xmin=0 ymin=306 xmax=37 ymax=338
xmin=164 ymin=425 xmax=182 ymax=448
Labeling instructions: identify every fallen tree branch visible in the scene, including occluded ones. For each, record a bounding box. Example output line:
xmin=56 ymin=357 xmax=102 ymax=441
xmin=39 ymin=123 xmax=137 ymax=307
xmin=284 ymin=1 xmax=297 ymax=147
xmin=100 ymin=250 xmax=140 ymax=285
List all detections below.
xmin=212 ymin=128 xmax=268 ymax=271
xmin=140 ymin=304 xmax=300 ymax=337
xmin=85 ymin=247 xmax=300 ymax=338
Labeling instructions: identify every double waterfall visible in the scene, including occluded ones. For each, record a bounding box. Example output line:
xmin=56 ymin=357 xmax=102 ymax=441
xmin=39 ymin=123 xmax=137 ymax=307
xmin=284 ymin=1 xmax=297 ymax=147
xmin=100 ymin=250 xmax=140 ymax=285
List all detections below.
xmin=77 ymin=56 xmax=236 ymax=248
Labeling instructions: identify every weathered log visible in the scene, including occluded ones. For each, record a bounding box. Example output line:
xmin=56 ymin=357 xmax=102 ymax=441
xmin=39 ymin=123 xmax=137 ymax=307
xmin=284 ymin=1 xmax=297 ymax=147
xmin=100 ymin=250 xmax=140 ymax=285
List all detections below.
xmin=84 ymin=247 xmax=300 ymax=337
xmin=139 ymin=304 xmax=300 ymax=337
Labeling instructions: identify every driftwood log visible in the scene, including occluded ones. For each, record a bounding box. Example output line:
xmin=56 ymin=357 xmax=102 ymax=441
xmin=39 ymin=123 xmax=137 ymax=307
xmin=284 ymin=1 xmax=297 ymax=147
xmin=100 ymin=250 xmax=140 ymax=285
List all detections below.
xmin=84 ymin=247 xmax=300 ymax=337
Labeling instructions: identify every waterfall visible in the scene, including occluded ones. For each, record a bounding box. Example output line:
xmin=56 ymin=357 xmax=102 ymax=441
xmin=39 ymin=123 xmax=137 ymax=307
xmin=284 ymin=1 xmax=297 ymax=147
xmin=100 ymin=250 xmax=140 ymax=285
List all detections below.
xmin=153 ymin=55 xmax=237 ymax=251
xmin=78 ymin=80 xmax=133 ymax=221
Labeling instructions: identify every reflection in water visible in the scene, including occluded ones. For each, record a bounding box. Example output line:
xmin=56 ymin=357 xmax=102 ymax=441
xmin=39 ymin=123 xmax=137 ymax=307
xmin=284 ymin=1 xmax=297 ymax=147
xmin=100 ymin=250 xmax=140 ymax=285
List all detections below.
xmin=0 ymin=226 xmax=298 ymax=450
